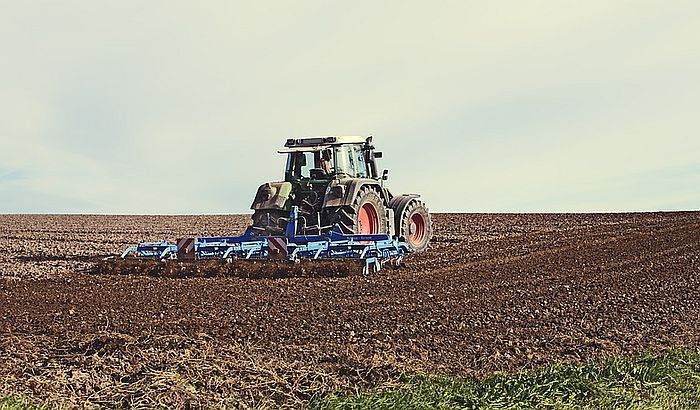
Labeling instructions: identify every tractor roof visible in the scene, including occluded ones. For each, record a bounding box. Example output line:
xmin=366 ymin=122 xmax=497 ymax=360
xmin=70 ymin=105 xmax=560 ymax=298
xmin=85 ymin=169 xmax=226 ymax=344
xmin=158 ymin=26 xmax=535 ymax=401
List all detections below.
xmin=283 ymin=136 xmax=366 ymax=148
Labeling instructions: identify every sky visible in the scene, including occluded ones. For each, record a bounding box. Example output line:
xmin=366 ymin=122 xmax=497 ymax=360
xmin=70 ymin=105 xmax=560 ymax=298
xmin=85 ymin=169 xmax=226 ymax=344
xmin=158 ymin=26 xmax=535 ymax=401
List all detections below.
xmin=0 ymin=0 xmax=698 ymax=214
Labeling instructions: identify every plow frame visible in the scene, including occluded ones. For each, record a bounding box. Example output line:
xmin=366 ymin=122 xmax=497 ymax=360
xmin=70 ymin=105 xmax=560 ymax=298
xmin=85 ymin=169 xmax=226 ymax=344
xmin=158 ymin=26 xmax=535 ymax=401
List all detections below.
xmin=119 ymin=207 xmax=408 ymax=273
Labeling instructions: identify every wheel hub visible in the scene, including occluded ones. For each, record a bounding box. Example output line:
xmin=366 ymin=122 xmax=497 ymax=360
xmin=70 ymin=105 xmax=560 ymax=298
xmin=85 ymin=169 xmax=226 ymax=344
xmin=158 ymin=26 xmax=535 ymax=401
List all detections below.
xmin=358 ymin=203 xmax=380 ymax=234
xmin=408 ymin=213 xmax=426 ymax=245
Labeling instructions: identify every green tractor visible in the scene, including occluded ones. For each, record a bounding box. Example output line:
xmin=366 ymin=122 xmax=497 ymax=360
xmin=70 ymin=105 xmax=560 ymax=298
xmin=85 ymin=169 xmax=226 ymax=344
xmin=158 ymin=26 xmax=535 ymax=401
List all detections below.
xmin=251 ymin=136 xmax=432 ymax=253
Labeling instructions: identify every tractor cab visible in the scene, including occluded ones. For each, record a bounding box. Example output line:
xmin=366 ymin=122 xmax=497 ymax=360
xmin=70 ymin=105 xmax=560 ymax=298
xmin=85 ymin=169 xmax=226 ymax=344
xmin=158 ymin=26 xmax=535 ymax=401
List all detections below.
xmin=279 ymin=136 xmax=379 ymax=182
xmin=282 ymin=146 xmax=336 ymax=181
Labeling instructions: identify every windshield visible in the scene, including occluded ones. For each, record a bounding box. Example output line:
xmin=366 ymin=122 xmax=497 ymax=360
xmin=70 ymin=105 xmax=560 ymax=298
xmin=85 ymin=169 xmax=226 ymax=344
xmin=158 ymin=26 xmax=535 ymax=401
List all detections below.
xmin=284 ymin=145 xmax=370 ymax=180
xmin=285 ymin=150 xmax=335 ymax=180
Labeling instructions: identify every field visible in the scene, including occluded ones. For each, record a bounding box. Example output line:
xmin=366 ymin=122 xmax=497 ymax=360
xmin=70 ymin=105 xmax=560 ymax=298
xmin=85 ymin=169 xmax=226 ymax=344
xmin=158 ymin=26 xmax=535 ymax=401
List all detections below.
xmin=1 ymin=212 xmax=699 ymax=408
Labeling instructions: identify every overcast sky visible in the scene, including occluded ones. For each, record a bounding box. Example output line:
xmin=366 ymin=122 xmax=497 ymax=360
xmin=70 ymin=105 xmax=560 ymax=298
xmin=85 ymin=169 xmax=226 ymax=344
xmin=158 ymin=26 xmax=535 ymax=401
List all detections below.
xmin=1 ymin=1 xmax=698 ymax=214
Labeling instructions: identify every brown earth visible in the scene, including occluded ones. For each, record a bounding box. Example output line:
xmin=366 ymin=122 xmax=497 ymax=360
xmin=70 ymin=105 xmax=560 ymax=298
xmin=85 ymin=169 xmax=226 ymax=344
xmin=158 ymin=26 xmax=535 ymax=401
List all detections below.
xmin=1 ymin=212 xmax=699 ymax=408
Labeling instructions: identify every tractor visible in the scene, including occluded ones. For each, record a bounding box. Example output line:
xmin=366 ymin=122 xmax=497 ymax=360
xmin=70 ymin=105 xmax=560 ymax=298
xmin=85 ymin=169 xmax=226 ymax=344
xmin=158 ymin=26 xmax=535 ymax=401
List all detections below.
xmin=251 ymin=136 xmax=432 ymax=253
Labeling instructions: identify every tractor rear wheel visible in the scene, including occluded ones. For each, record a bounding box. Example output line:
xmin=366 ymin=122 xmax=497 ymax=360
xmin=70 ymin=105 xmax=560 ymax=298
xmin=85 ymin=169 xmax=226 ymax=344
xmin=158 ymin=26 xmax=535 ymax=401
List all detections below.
xmin=251 ymin=209 xmax=288 ymax=236
xmin=327 ymin=186 xmax=388 ymax=235
xmin=394 ymin=199 xmax=432 ymax=252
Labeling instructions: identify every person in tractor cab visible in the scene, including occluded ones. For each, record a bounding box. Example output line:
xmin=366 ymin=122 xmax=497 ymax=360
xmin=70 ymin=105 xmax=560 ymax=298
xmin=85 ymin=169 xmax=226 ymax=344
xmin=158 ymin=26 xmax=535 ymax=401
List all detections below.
xmin=319 ymin=152 xmax=333 ymax=175
xmin=311 ymin=148 xmax=334 ymax=178
xmin=290 ymin=148 xmax=335 ymax=180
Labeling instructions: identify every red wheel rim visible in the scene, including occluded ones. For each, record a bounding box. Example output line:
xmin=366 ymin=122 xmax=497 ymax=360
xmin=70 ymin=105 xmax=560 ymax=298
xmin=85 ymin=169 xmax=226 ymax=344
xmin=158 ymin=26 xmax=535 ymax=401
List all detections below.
xmin=408 ymin=213 xmax=426 ymax=245
xmin=358 ymin=203 xmax=379 ymax=234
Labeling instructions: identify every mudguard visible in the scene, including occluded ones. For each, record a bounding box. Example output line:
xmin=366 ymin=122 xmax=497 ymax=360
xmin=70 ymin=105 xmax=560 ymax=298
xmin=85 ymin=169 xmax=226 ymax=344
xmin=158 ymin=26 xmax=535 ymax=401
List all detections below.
xmin=251 ymin=182 xmax=292 ymax=210
xmin=322 ymin=179 xmax=385 ymax=208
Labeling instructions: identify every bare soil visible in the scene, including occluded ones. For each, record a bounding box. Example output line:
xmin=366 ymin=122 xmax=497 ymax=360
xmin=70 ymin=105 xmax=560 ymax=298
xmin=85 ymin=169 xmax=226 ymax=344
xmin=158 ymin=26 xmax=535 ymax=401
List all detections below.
xmin=1 ymin=212 xmax=699 ymax=408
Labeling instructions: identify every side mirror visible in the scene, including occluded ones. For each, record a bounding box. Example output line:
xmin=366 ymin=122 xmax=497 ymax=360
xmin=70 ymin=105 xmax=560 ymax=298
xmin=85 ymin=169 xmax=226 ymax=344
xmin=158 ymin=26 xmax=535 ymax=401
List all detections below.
xmin=374 ymin=151 xmax=383 ymax=159
xmin=382 ymin=169 xmax=389 ymax=180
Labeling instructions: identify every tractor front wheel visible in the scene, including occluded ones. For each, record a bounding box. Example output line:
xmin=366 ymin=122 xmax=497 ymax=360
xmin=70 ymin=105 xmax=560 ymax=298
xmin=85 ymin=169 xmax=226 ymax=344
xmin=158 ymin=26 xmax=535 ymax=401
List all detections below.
xmin=395 ymin=199 xmax=432 ymax=252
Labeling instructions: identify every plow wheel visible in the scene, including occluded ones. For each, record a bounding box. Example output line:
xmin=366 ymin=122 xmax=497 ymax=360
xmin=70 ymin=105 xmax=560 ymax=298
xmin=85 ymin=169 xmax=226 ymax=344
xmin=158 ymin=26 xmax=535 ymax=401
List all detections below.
xmin=327 ymin=186 xmax=388 ymax=235
xmin=395 ymin=199 xmax=432 ymax=252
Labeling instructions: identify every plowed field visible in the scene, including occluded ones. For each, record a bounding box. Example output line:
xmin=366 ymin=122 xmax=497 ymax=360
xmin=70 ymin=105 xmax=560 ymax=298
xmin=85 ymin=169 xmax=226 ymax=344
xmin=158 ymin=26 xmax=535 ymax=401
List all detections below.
xmin=1 ymin=212 xmax=699 ymax=408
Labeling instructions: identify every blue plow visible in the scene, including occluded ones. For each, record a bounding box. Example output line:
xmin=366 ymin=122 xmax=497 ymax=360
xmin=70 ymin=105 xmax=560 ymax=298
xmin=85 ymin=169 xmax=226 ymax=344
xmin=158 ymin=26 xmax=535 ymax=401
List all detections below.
xmin=119 ymin=207 xmax=409 ymax=274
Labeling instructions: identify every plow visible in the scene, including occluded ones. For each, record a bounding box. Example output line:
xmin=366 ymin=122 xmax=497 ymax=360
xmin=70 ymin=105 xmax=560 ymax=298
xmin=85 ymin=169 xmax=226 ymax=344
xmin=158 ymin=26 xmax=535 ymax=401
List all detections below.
xmin=97 ymin=136 xmax=432 ymax=277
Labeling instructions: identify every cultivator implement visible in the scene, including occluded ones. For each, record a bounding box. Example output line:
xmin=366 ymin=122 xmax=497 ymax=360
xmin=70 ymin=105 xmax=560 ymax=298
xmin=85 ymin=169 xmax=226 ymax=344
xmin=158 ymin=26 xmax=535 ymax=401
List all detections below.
xmin=104 ymin=207 xmax=409 ymax=277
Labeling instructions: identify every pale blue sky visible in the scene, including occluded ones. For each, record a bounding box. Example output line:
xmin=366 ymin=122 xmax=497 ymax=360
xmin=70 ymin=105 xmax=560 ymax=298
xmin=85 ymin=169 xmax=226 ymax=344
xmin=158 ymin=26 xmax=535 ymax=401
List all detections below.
xmin=1 ymin=1 xmax=698 ymax=213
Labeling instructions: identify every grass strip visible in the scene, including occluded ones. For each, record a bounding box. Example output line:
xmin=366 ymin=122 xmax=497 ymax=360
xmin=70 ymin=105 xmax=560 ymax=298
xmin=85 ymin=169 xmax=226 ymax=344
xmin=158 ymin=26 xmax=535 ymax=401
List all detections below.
xmin=0 ymin=397 xmax=37 ymax=410
xmin=311 ymin=348 xmax=700 ymax=409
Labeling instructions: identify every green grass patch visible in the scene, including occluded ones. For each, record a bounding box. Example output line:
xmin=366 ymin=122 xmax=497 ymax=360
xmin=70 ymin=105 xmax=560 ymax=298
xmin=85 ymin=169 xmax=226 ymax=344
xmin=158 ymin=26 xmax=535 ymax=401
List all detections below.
xmin=311 ymin=348 xmax=700 ymax=409
xmin=0 ymin=397 xmax=38 ymax=410
xmin=0 ymin=396 xmax=60 ymax=410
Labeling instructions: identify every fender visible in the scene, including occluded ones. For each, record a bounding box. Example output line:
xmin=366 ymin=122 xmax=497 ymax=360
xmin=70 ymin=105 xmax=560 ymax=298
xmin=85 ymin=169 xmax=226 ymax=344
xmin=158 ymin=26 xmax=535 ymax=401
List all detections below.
xmin=251 ymin=181 xmax=292 ymax=210
xmin=322 ymin=179 xmax=386 ymax=208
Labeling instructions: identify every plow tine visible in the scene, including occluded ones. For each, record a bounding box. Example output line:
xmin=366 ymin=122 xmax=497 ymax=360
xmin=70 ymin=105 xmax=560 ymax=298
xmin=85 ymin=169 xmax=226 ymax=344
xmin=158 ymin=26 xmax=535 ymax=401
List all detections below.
xmin=120 ymin=246 xmax=137 ymax=258
xmin=92 ymin=258 xmax=365 ymax=279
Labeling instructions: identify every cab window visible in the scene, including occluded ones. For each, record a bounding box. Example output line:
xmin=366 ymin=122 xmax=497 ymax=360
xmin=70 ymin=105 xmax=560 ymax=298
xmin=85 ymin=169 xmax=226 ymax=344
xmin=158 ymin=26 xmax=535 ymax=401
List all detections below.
xmin=286 ymin=150 xmax=334 ymax=179
xmin=334 ymin=145 xmax=350 ymax=176
xmin=354 ymin=145 xmax=368 ymax=178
